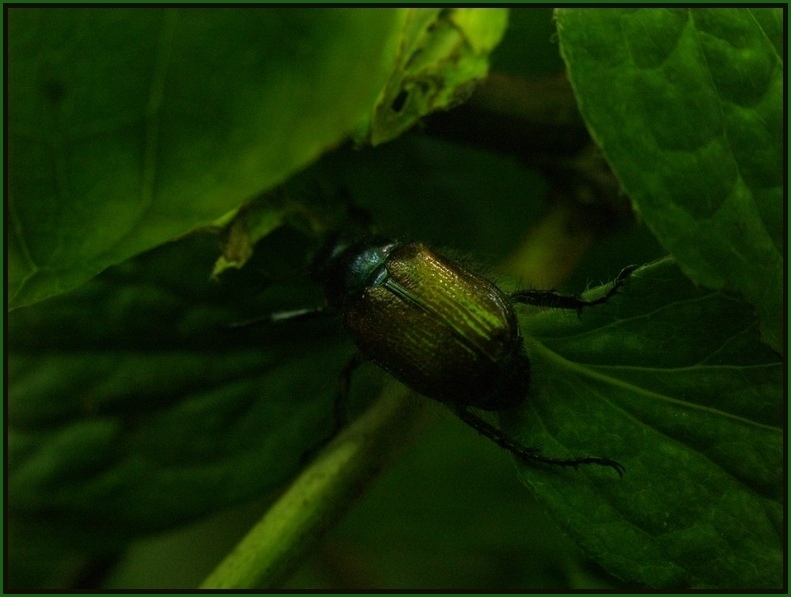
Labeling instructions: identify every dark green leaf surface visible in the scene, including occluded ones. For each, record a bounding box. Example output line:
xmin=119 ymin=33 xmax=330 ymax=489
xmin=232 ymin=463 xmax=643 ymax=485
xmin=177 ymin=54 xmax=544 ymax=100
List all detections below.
xmin=555 ymin=8 xmax=783 ymax=352
xmin=7 ymin=134 xmax=547 ymax=588
xmin=8 ymin=233 xmax=351 ymax=541
xmin=7 ymin=8 xmax=403 ymax=309
xmin=505 ymin=257 xmax=782 ymax=588
xmin=9 ymin=7 xmax=780 ymax=583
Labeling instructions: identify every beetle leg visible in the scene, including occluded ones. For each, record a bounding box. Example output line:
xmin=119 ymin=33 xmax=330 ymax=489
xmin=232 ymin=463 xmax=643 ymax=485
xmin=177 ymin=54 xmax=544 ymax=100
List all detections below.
xmin=298 ymin=352 xmax=368 ymax=466
xmin=510 ymin=264 xmax=639 ymax=315
xmin=335 ymin=352 xmax=367 ymax=434
xmin=226 ymin=306 xmax=331 ymax=330
xmin=449 ymin=405 xmax=625 ymax=477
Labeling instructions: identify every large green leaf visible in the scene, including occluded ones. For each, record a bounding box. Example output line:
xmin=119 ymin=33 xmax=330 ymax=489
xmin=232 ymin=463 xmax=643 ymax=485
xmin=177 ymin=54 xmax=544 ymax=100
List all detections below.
xmin=7 ymin=133 xmax=549 ymax=588
xmin=8 ymin=232 xmax=353 ymax=543
xmin=7 ymin=8 xmax=405 ymax=309
xmin=555 ymin=8 xmax=783 ymax=353
xmin=505 ymin=257 xmax=783 ymax=588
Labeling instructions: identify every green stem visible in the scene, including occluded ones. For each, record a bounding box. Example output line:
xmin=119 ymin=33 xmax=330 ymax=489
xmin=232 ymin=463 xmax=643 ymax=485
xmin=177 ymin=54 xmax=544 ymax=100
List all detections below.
xmin=199 ymin=389 xmax=423 ymax=589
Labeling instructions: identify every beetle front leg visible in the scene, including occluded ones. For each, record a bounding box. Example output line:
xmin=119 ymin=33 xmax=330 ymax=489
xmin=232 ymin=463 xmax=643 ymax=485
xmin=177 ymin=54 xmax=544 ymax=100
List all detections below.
xmin=334 ymin=352 xmax=367 ymax=434
xmin=510 ymin=264 xmax=639 ymax=315
xmin=449 ymin=405 xmax=625 ymax=477
xmin=298 ymin=352 xmax=367 ymax=465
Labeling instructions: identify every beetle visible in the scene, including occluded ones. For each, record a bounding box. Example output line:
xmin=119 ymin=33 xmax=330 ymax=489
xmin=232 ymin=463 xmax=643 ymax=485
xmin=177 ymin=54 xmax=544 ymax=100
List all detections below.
xmin=236 ymin=236 xmax=636 ymax=477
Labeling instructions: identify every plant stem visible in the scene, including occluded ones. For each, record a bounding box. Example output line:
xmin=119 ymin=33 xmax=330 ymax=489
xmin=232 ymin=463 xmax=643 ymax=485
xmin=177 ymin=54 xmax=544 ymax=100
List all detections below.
xmin=199 ymin=389 xmax=423 ymax=589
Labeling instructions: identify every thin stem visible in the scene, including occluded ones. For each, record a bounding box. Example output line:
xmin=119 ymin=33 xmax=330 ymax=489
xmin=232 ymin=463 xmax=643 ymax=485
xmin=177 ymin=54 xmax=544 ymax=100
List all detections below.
xmin=199 ymin=389 xmax=424 ymax=589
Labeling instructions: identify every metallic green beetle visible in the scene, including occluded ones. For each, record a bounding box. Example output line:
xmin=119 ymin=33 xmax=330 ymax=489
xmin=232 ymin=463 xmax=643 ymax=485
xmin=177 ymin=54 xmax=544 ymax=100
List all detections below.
xmin=246 ymin=237 xmax=635 ymax=476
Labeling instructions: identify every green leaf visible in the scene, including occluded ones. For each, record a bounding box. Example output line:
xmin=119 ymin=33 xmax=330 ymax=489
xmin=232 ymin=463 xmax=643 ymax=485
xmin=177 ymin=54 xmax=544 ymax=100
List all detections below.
xmin=8 ymin=233 xmax=352 ymax=540
xmin=7 ymin=8 xmax=405 ymax=309
xmin=7 ymin=135 xmax=550 ymax=588
xmin=555 ymin=8 xmax=783 ymax=353
xmin=359 ymin=7 xmax=508 ymax=146
xmin=505 ymin=257 xmax=782 ymax=588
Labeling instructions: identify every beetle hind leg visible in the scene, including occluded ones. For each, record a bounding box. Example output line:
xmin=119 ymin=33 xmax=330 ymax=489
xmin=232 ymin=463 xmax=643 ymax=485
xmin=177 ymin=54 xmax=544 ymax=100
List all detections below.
xmin=450 ymin=405 xmax=624 ymax=478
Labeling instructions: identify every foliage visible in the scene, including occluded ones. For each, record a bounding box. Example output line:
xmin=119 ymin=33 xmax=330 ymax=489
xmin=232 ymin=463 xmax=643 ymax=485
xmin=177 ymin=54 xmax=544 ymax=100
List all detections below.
xmin=556 ymin=8 xmax=783 ymax=353
xmin=7 ymin=7 xmax=783 ymax=590
xmin=7 ymin=8 xmax=404 ymax=308
xmin=512 ymin=257 xmax=782 ymax=588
